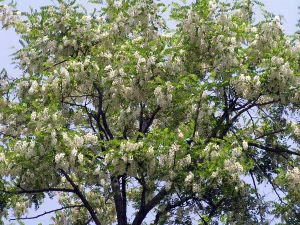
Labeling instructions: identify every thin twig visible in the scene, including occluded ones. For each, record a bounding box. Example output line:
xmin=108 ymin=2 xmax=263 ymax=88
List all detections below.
xmin=3 ymin=187 xmax=74 ymax=194
xmin=10 ymin=205 xmax=84 ymax=221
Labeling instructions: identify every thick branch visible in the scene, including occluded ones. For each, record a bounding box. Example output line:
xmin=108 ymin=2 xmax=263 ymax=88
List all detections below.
xmin=111 ymin=176 xmax=127 ymax=225
xmin=207 ymin=197 xmax=224 ymax=219
xmin=121 ymin=175 xmax=127 ymax=222
xmin=154 ymin=196 xmax=191 ymax=225
xmin=192 ymin=100 xmax=201 ymax=138
xmin=141 ymin=106 xmax=161 ymax=134
xmin=135 ymin=175 xmax=147 ymax=210
xmin=92 ymin=112 xmax=109 ymax=140
xmin=248 ymin=142 xmax=300 ymax=157
xmin=59 ymin=169 xmax=101 ymax=225
xmin=93 ymin=83 xmax=113 ymax=139
xmin=138 ymin=102 xmax=145 ymax=133
xmin=132 ymin=188 xmax=168 ymax=225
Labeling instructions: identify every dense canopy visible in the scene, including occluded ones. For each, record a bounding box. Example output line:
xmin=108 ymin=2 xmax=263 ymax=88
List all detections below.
xmin=1 ymin=0 xmax=300 ymax=224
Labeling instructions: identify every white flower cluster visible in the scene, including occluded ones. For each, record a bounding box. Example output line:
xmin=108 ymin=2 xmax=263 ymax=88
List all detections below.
xmin=118 ymin=106 xmax=140 ymax=129
xmin=0 ymin=152 xmax=7 ymax=175
xmin=60 ymin=67 xmax=71 ymax=87
xmin=210 ymin=150 xmax=220 ymax=159
xmin=242 ymin=140 xmax=248 ymax=150
xmin=159 ymin=143 xmax=180 ymax=168
xmin=56 ymin=131 xmax=95 ymax=148
xmin=286 ymin=167 xmax=300 ymax=189
xmin=232 ymin=147 xmax=242 ymax=158
xmin=53 ymin=133 xmax=98 ymax=168
xmin=0 ymin=5 xmax=21 ymax=29
xmin=14 ymin=201 xmax=28 ymax=218
xmin=204 ymin=143 xmax=220 ymax=153
xmin=0 ymin=152 xmax=6 ymax=162
xmin=30 ymin=108 xmax=62 ymax=134
xmin=291 ymin=123 xmax=300 ymax=136
xmin=55 ymin=152 xmax=65 ymax=164
xmin=120 ymin=141 xmax=143 ymax=153
xmin=54 ymin=150 xmax=84 ymax=170
xmin=177 ymin=154 xmax=192 ymax=169
xmin=14 ymin=139 xmax=36 ymax=159
xmin=223 ymin=159 xmax=244 ymax=176
xmin=28 ymin=80 xmax=39 ymax=94
xmin=291 ymin=41 xmax=300 ymax=56
xmin=153 ymin=82 xmax=173 ymax=108
xmin=105 ymin=141 xmax=145 ymax=177
xmin=73 ymin=134 xmax=84 ymax=148
xmin=84 ymin=132 xmax=98 ymax=145
xmin=196 ymin=103 xmax=215 ymax=138
xmin=267 ymin=61 xmax=295 ymax=103
xmin=17 ymin=80 xmax=30 ymax=97
xmin=184 ymin=171 xmax=194 ymax=183
xmin=233 ymin=74 xmax=261 ymax=99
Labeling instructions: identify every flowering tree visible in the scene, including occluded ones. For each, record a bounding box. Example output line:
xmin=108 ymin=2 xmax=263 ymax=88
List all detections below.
xmin=1 ymin=0 xmax=300 ymax=224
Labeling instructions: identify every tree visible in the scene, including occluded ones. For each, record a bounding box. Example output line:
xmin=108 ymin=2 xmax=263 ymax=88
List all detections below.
xmin=0 ymin=0 xmax=300 ymax=224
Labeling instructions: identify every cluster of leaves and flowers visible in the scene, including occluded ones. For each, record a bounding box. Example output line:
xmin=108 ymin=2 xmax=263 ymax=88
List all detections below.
xmin=1 ymin=0 xmax=300 ymax=224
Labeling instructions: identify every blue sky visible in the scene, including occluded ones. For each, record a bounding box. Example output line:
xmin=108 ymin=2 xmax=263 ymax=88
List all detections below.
xmin=0 ymin=0 xmax=299 ymax=224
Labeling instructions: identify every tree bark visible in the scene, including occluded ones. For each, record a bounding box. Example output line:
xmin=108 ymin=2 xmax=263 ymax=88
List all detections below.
xmin=111 ymin=176 xmax=128 ymax=225
xmin=132 ymin=188 xmax=167 ymax=225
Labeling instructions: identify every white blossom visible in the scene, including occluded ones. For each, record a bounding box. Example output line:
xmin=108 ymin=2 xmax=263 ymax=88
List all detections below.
xmin=77 ymin=153 xmax=83 ymax=163
xmin=242 ymin=140 xmax=248 ymax=150
xmin=73 ymin=135 xmax=84 ymax=148
xmin=84 ymin=133 xmax=98 ymax=144
xmin=28 ymin=80 xmax=38 ymax=94
xmin=0 ymin=152 xmax=6 ymax=162
xmin=185 ymin=171 xmax=194 ymax=183
xmin=71 ymin=148 xmax=78 ymax=157
xmin=55 ymin=153 xmax=65 ymax=163
xmin=224 ymin=159 xmax=244 ymax=174
xmin=31 ymin=111 xmax=37 ymax=121
xmin=51 ymin=130 xmax=57 ymax=145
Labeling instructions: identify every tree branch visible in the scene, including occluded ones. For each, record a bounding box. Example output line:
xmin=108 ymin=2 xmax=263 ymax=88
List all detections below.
xmin=43 ymin=59 xmax=68 ymax=72
xmin=255 ymin=128 xmax=286 ymax=140
xmin=111 ymin=176 xmax=127 ymax=225
xmin=192 ymin=100 xmax=201 ymax=138
xmin=248 ymin=142 xmax=300 ymax=157
xmin=142 ymin=106 xmax=161 ymax=134
xmin=3 ymin=187 xmax=75 ymax=195
xmin=93 ymin=82 xmax=113 ymax=139
xmin=132 ymin=188 xmax=168 ymax=225
xmin=138 ymin=102 xmax=145 ymax=133
xmin=121 ymin=175 xmax=127 ymax=222
xmin=154 ymin=196 xmax=191 ymax=225
xmin=10 ymin=205 xmax=84 ymax=221
xmin=250 ymin=170 xmax=264 ymax=223
xmin=59 ymin=169 xmax=101 ymax=225
xmin=135 ymin=175 xmax=147 ymax=210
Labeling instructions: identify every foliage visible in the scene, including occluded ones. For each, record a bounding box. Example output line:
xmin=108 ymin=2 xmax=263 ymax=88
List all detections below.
xmin=1 ymin=0 xmax=300 ymax=224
